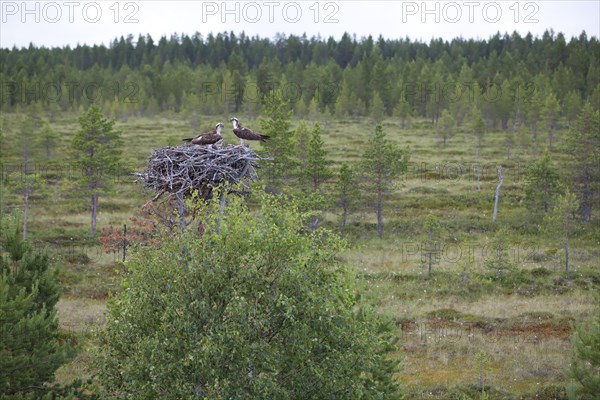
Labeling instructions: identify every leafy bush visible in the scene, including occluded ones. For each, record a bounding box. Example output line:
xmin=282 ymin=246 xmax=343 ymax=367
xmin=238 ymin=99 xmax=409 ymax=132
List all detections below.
xmin=95 ymin=193 xmax=402 ymax=399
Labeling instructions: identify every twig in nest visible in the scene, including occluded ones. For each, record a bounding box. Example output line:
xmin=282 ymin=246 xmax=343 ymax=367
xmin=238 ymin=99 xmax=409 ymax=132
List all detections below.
xmin=135 ymin=144 xmax=266 ymax=201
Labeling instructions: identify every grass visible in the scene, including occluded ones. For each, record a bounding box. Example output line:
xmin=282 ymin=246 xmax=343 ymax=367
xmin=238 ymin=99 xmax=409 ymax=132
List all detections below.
xmin=1 ymin=111 xmax=598 ymax=398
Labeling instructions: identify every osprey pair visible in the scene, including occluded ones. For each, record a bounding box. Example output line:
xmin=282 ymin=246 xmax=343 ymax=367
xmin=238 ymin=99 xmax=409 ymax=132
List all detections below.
xmin=182 ymin=118 xmax=270 ymax=146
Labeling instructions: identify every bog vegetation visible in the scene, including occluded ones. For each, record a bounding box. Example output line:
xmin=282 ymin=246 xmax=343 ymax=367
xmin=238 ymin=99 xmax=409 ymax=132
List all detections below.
xmin=1 ymin=30 xmax=599 ymax=399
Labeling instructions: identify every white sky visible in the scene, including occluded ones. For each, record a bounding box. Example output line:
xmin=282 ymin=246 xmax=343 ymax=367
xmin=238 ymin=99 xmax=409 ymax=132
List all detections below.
xmin=1 ymin=1 xmax=599 ymax=49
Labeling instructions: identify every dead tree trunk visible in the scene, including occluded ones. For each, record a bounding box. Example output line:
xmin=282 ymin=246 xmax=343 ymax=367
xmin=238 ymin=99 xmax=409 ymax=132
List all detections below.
xmin=493 ymin=167 xmax=503 ymax=222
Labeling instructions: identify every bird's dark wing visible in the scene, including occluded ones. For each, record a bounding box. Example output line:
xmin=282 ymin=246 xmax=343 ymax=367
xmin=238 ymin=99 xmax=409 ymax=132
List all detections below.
xmin=233 ymin=127 xmax=270 ymax=142
xmin=183 ymin=131 xmax=222 ymax=145
xmin=191 ymin=132 xmax=222 ymax=145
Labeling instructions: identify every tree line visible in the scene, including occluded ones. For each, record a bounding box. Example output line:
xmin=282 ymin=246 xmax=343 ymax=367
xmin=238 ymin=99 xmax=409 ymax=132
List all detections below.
xmin=2 ymin=30 xmax=599 ymax=132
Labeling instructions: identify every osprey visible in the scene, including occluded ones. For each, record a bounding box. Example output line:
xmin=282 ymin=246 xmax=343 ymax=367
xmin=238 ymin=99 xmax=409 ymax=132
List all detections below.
xmin=229 ymin=117 xmax=269 ymax=145
xmin=182 ymin=122 xmax=224 ymax=146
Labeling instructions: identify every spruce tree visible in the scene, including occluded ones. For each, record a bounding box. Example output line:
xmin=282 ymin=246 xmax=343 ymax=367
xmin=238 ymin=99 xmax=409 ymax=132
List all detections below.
xmin=0 ymin=214 xmax=77 ymax=398
xmin=302 ymin=123 xmax=332 ymax=191
xmin=523 ymin=149 xmax=561 ymax=215
xmin=298 ymin=123 xmax=332 ymax=229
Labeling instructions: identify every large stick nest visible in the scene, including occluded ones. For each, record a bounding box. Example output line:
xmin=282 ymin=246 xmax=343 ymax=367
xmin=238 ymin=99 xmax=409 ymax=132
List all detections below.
xmin=135 ymin=144 xmax=265 ymax=200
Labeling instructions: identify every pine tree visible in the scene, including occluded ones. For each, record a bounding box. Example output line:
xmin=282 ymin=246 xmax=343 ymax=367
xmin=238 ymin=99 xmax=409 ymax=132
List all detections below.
xmin=370 ymin=91 xmax=385 ymax=123
xmin=562 ymin=103 xmax=600 ymax=223
xmin=523 ymin=149 xmax=561 ymax=215
xmin=0 ymin=213 xmax=78 ymax=398
xmin=438 ymin=109 xmax=455 ymax=146
xmin=335 ymin=163 xmax=359 ymax=230
xmin=450 ymin=63 xmax=475 ymax=127
xmin=36 ymin=120 xmax=59 ymax=158
xmin=525 ymin=87 xmax=544 ymax=139
xmin=298 ymin=123 xmax=332 ymax=229
xmin=517 ymin=123 xmax=533 ymax=158
xmin=334 ymin=78 xmax=355 ymax=118
xmin=484 ymin=228 xmax=517 ymax=280
xmin=71 ymin=106 xmax=122 ymax=238
xmin=393 ymin=97 xmax=411 ymax=129
xmin=562 ymin=90 xmax=583 ymax=127
xmin=259 ymin=93 xmax=296 ymax=193
xmin=361 ymin=124 xmax=409 ymax=238
xmin=540 ymin=92 xmax=561 ymax=148
xmin=302 ymin=123 xmax=332 ymax=191
xmin=544 ymin=189 xmax=579 ymax=272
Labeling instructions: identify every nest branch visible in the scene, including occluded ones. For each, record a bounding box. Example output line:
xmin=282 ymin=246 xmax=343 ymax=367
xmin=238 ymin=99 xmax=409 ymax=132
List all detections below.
xmin=135 ymin=144 xmax=266 ymax=201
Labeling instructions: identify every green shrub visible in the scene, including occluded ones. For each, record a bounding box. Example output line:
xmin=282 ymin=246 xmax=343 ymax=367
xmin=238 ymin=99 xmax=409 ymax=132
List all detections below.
xmin=95 ymin=193 xmax=403 ymax=399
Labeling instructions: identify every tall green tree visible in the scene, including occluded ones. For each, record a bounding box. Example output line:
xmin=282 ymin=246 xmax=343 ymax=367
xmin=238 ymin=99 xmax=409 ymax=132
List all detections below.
xmin=71 ymin=106 xmax=122 ymax=238
xmin=370 ymin=92 xmax=385 ymax=123
xmin=298 ymin=123 xmax=333 ymax=229
xmin=562 ymin=90 xmax=583 ymax=126
xmin=0 ymin=213 xmax=78 ymax=398
xmin=301 ymin=123 xmax=332 ymax=191
xmin=36 ymin=120 xmax=59 ymax=158
xmin=335 ymin=163 xmax=359 ymax=230
xmin=517 ymin=122 xmax=533 ymax=158
xmin=259 ymin=93 xmax=296 ymax=193
xmin=540 ymin=92 xmax=561 ymax=149
xmin=438 ymin=109 xmax=455 ymax=146
xmin=393 ymin=97 xmax=412 ymax=129
xmin=544 ymin=189 xmax=579 ymax=272
xmin=562 ymin=103 xmax=600 ymax=223
xmin=523 ymin=149 xmax=561 ymax=215
xmin=361 ymin=124 xmax=409 ymax=238
xmin=484 ymin=228 xmax=517 ymax=280
xmin=95 ymin=193 xmax=402 ymax=399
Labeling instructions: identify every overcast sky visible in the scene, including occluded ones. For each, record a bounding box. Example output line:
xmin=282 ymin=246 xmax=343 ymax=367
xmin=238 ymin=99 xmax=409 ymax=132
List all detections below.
xmin=1 ymin=1 xmax=599 ymax=49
